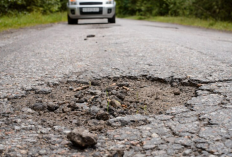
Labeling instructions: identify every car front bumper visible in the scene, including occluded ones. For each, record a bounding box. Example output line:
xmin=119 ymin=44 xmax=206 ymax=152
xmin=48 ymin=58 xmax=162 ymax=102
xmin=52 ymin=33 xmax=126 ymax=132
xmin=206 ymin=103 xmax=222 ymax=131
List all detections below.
xmin=67 ymin=1 xmax=116 ymax=19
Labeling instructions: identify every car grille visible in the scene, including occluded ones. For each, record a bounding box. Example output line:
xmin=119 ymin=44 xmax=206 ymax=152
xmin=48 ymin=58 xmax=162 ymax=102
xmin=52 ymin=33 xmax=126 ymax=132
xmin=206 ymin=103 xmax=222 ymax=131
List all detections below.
xmin=79 ymin=2 xmax=103 ymax=5
xmin=80 ymin=7 xmax=103 ymax=15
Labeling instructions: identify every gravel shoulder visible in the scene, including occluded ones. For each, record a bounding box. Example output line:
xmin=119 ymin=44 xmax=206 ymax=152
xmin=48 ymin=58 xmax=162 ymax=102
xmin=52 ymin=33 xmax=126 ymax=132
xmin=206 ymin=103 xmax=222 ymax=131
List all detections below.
xmin=1 ymin=19 xmax=232 ymax=156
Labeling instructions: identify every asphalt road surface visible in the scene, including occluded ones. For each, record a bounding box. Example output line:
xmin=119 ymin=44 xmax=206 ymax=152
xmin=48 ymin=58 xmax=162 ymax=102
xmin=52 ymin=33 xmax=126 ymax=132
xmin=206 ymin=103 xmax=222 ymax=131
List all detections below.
xmin=1 ymin=18 xmax=232 ymax=156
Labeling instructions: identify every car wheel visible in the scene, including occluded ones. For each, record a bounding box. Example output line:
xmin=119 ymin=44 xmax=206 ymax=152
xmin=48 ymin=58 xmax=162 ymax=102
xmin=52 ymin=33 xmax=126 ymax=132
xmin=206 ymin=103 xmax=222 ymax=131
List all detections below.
xmin=108 ymin=15 xmax=116 ymax=23
xmin=68 ymin=15 xmax=78 ymax=24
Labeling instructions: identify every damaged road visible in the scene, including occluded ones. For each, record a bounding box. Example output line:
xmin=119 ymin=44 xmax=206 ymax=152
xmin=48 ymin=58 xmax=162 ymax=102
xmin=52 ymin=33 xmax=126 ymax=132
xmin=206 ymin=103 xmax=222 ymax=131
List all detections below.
xmin=0 ymin=19 xmax=232 ymax=156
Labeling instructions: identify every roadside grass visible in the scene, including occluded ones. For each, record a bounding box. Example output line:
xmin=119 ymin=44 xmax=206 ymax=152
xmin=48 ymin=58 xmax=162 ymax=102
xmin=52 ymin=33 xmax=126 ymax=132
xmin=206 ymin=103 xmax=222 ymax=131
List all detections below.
xmin=0 ymin=12 xmax=67 ymax=32
xmin=1 ymin=13 xmax=231 ymax=32
xmin=124 ymin=16 xmax=232 ymax=32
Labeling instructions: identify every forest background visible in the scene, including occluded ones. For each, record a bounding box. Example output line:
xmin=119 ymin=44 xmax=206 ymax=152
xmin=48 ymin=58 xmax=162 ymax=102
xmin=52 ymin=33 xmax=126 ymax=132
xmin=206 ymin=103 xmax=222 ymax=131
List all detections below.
xmin=0 ymin=0 xmax=231 ymax=21
xmin=0 ymin=0 xmax=231 ymax=32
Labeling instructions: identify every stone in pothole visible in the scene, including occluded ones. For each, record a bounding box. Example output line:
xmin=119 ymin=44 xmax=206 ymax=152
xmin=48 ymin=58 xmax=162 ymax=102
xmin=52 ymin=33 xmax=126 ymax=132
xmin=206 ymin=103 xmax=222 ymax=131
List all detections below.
xmin=31 ymin=103 xmax=47 ymax=111
xmin=67 ymin=127 xmax=98 ymax=147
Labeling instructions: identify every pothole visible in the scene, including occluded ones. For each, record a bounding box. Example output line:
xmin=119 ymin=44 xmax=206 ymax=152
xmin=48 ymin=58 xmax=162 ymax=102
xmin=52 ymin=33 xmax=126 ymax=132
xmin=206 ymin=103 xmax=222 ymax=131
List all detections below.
xmin=9 ymin=77 xmax=196 ymax=134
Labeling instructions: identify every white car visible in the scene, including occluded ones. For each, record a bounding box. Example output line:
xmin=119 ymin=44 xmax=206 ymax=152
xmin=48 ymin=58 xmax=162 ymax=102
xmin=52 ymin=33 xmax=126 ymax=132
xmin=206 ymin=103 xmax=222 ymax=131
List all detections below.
xmin=67 ymin=0 xmax=116 ymax=24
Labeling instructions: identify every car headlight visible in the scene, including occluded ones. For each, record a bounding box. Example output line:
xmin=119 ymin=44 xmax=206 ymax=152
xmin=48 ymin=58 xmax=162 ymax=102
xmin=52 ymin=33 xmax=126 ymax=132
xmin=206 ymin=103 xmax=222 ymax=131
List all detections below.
xmin=70 ymin=0 xmax=77 ymax=5
xmin=106 ymin=0 xmax=113 ymax=4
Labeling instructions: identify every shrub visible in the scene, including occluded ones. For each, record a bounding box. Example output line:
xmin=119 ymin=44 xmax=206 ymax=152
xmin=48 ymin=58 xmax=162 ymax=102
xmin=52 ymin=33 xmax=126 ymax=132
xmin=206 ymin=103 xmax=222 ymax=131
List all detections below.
xmin=0 ymin=0 xmax=67 ymax=16
xmin=115 ymin=0 xmax=232 ymax=21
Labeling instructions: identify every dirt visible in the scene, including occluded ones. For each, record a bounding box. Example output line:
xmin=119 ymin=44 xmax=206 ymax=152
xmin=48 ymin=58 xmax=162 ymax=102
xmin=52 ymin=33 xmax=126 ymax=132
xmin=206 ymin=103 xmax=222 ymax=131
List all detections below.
xmin=9 ymin=77 xmax=196 ymax=135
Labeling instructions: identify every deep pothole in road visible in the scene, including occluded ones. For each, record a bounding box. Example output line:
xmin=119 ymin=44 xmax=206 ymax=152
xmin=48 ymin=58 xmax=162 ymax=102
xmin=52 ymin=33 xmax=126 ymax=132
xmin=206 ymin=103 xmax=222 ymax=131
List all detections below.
xmin=9 ymin=77 xmax=196 ymax=135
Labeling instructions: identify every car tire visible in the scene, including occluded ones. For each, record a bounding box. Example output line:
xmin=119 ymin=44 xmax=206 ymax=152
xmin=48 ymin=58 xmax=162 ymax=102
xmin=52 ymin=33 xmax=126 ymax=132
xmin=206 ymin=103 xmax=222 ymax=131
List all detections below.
xmin=108 ymin=15 xmax=116 ymax=23
xmin=68 ymin=15 xmax=78 ymax=24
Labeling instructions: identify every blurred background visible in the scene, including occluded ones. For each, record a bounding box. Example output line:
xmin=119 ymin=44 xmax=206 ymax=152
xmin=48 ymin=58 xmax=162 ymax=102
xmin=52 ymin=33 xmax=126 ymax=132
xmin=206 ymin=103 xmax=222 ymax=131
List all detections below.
xmin=0 ymin=0 xmax=231 ymax=21
xmin=0 ymin=0 xmax=231 ymax=31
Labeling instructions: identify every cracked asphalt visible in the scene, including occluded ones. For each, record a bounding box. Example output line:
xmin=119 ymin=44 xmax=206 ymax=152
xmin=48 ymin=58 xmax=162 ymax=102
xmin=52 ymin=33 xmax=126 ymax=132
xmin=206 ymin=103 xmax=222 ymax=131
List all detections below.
xmin=1 ymin=18 xmax=232 ymax=156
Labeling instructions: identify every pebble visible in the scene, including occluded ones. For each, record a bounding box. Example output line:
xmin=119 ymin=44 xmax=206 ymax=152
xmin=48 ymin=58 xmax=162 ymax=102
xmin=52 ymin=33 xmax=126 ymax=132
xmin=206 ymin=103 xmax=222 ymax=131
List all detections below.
xmin=21 ymin=107 xmax=36 ymax=114
xmin=183 ymin=149 xmax=192 ymax=156
xmin=19 ymin=150 xmax=28 ymax=154
xmin=39 ymin=149 xmax=47 ymax=155
xmin=0 ymin=144 xmax=5 ymax=153
xmin=67 ymin=127 xmax=98 ymax=147
xmin=90 ymin=106 xmax=100 ymax=115
xmin=110 ymin=99 xmax=121 ymax=108
xmin=47 ymin=102 xmax=59 ymax=111
xmin=89 ymin=89 xmax=102 ymax=95
xmin=97 ymin=111 xmax=110 ymax=121
xmin=31 ymin=103 xmax=47 ymax=111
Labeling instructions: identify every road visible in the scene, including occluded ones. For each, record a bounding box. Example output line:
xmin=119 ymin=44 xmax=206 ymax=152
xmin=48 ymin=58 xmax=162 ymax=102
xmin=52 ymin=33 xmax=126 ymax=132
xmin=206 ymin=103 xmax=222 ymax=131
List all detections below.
xmin=1 ymin=18 xmax=232 ymax=156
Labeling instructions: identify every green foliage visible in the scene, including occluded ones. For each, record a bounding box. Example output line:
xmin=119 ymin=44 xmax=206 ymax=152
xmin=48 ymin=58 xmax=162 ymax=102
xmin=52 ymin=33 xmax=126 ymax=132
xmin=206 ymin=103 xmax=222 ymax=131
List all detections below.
xmin=0 ymin=0 xmax=67 ymax=16
xmin=1 ymin=0 xmax=231 ymax=21
xmin=192 ymin=0 xmax=232 ymax=21
xmin=116 ymin=0 xmax=232 ymax=21
xmin=60 ymin=0 xmax=68 ymax=11
xmin=163 ymin=0 xmax=193 ymax=16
